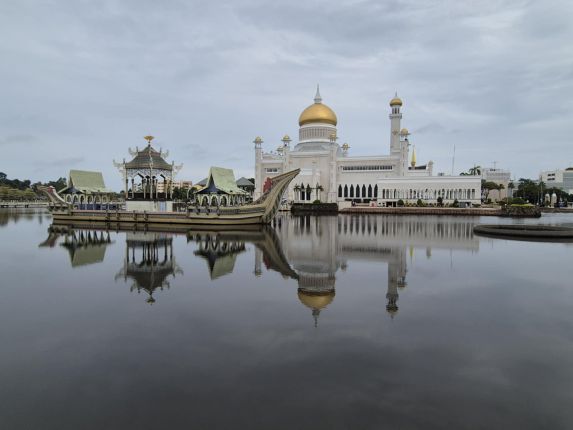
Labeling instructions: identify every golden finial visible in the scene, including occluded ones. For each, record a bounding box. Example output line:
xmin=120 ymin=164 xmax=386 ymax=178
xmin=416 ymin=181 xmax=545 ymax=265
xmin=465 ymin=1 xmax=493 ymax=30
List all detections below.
xmin=144 ymin=135 xmax=154 ymax=144
xmin=342 ymin=143 xmax=349 ymax=151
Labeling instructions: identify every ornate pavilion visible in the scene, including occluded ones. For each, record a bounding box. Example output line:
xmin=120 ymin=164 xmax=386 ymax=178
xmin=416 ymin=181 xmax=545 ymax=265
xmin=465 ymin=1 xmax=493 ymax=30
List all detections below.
xmin=194 ymin=167 xmax=249 ymax=207
xmin=114 ymin=136 xmax=182 ymax=212
xmin=58 ymin=170 xmax=114 ymax=209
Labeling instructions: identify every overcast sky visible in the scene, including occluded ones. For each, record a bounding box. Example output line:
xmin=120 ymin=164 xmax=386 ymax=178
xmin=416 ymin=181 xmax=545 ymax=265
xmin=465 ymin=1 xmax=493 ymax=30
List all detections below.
xmin=1 ymin=0 xmax=572 ymax=189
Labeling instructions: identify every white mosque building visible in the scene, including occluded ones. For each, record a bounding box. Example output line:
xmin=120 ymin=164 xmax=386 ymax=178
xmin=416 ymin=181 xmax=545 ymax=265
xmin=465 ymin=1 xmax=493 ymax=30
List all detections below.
xmin=253 ymin=87 xmax=481 ymax=208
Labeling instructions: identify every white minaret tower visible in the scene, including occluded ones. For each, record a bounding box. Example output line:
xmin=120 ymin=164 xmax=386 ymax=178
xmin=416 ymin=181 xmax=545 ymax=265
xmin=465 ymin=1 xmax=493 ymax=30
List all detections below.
xmin=253 ymin=136 xmax=263 ymax=199
xmin=389 ymin=93 xmax=403 ymax=174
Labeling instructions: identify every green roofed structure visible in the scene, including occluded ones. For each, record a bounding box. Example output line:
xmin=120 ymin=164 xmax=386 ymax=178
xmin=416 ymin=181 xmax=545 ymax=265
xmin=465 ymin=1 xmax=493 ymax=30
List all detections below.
xmin=58 ymin=170 xmax=114 ymax=208
xmin=195 ymin=167 xmax=249 ymax=207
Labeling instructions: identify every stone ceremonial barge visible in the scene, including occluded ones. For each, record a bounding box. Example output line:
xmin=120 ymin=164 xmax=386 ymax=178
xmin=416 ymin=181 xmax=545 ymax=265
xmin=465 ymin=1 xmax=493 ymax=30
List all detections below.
xmin=40 ymin=170 xmax=300 ymax=227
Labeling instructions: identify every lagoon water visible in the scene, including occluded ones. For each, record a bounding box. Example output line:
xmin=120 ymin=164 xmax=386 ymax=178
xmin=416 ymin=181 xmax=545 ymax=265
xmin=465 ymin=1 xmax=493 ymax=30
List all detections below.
xmin=1 ymin=209 xmax=573 ymax=429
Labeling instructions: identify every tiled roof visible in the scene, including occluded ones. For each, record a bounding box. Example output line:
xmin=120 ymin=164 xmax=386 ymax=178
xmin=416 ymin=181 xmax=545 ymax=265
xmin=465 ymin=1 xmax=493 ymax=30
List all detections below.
xmin=125 ymin=145 xmax=172 ymax=170
xmin=60 ymin=170 xmax=112 ymax=194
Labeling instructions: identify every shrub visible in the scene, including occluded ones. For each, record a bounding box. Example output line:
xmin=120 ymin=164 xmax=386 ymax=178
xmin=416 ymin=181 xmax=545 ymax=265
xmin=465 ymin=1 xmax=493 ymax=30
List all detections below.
xmin=437 ymin=196 xmax=443 ymax=207
xmin=510 ymin=197 xmax=526 ymax=205
xmin=397 ymin=199 xmax=404 ymax=207
xmin=416 ymin=199 xmax=425 ymax=207
xmin=312 ymin=199 xmax=321 ymax=204
xmin=452 ymin=199 xmax=460 ymax=208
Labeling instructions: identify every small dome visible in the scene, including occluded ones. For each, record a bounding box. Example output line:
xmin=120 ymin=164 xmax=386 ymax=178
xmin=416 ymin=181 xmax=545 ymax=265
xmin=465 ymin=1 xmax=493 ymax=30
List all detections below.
xmin=299 ymin=103 xmax=337 ymax=126
xmin=282 ymin=134 xmax=291 ymax=141
xmin=400 ymin=128 xmax=409 ymax=135
xmin=390 ymin=96 xmax=403 ymax=106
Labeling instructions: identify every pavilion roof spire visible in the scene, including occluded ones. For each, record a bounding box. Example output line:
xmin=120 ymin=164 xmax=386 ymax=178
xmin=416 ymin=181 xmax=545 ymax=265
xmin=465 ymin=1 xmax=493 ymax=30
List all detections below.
xmin=314 ymin=84 xmax=322 ymax=103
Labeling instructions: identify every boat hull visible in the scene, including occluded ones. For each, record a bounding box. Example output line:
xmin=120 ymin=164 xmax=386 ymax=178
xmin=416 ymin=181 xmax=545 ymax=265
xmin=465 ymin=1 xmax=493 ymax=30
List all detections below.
xmin=50 ymin=209 xmax=266 ymax=226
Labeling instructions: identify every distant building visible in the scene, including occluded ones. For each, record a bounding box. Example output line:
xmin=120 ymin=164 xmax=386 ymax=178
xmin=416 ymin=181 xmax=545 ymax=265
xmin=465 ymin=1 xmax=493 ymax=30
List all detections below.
xmin=59 ymin=169 xmax=114 ymax=208
xmin=236 ymin=177 xmax=255 ymax=199
xmin=156 ymin=180 xmax=193 ymax=193
xmin=540 ymin=168 xmax=573 ymax=194
xmin=481 ymin=167 xmax=512 ymax=200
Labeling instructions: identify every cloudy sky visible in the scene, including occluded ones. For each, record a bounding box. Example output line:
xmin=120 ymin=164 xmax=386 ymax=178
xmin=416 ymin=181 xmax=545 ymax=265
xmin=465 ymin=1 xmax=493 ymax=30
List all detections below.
xmin=1 ymin=0 xmax=572 ymax=189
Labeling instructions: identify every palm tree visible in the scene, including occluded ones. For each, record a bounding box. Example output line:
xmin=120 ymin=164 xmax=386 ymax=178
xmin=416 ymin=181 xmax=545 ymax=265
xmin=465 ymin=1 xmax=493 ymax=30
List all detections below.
xmin=315 ymin=184 xmax=324 ymax=202
xmin=469 ymin=165 xmax=482 ymax=176
xmin=293 ymin=185 xmax=301 ymax=202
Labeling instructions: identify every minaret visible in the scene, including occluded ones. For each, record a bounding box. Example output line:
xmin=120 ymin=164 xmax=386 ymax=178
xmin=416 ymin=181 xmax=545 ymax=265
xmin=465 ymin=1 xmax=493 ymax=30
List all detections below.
xmin=253 ymin=136 xmax=263 ymax=199
xmin=389 ymin=93 xmax=403 ymax=163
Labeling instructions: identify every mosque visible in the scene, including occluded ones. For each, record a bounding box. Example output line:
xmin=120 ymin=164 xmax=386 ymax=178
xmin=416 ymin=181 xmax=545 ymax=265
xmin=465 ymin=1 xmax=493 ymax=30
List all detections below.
xmin=254 ymin=87 xmax=481 ymax=207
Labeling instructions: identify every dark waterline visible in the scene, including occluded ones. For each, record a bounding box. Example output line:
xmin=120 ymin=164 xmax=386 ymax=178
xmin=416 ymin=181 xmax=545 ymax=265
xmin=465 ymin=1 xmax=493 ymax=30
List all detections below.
xmin=1 ymin=209 xmax=573 ymax=429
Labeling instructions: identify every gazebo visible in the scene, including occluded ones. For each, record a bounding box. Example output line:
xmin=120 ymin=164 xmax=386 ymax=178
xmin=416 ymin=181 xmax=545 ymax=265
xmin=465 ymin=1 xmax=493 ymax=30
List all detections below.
xmin=114 ymin=136 xmax=182 ymax=212
xmin=194 ymin=167 xmax=249 ymax=207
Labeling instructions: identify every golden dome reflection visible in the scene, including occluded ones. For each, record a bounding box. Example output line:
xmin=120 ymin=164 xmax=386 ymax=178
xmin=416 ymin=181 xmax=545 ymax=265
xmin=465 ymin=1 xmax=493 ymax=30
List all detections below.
xmin=297 ymin=290 xmax=335 ymax=310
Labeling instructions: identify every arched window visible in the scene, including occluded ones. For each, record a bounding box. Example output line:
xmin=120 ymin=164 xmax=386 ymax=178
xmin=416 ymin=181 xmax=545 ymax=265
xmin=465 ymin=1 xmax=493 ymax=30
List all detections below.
xmin=374 ymin=185 xmax=378 ymax=198
xmin=350 ymin=185 xmax=354 ymax=198
xmin=362 ymin=185 xmax=367 ymax=197
xmin=368 ymin=184 xmax=372 ymax=198
xmin=338 ymin=185 xmax=342 ymax=198
xmin=221 ymin=196 xmax=227 ymax=206
xmin=344 ymin=185 xmax=348 ymax=198
xmin=356 ymin=184 xmax=361 ymax=198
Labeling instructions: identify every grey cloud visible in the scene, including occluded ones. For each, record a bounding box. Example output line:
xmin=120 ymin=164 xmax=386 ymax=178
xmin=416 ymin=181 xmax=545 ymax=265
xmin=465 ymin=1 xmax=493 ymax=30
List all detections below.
xmin=0 ymin=0 xmax=571 ymax=185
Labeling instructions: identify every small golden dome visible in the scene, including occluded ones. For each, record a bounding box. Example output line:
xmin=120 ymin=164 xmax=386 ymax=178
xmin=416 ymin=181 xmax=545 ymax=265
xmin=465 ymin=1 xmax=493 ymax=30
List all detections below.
xmin=253 ymin=136 xmax=263 ymax=144
xmin=299 ymin=102 xmax=337 ymax=126
xmin=400 ymin=128 xmax=409 ymax=135
xmin=390 ymin=97 xmax=403 ymax=106
xmin=282 ymin=134 xmax=291 ymax=141
xmin=297 ymin=290 xmax=335 ymax=310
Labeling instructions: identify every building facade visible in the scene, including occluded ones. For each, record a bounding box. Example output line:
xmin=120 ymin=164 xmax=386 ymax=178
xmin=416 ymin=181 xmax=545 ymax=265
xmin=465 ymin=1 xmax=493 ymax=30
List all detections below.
xmin=540 ymin=168 xmax=573 ymax=194
xmin=254 ymin=87 xmax=480 ymax=208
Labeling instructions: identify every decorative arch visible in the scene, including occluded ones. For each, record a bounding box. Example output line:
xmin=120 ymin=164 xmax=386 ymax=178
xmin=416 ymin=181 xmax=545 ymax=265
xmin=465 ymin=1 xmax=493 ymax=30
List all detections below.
xmin=211 ymin=196 xmax=218 ymax=206
xmin=368 ymin=184 xmax=372 ymax=198
xmin=349 ymin=185 xmax=354 ymax=198
xmin=362 ymin=184 xmax=367 ymax=197
xmin=221 ymin=196 xmax=228 ymax=206
xmin=338 ymin=185 xmax=342 ymax=198
xmin=374 ymin=185 xmax=378 ymax=198
xmin=344 ymin=185 xmax=348 ymax=198
xmin=202 ymin=196 xmax=209 ymax=206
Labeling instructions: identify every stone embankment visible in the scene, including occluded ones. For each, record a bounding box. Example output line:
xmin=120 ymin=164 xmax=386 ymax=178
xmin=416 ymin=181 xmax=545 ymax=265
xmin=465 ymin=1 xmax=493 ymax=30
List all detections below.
xmin=291 ymin=203 xmax=339 ymax=214
xmin=340 ymin=206 xmax=542 ymax=218
xmin=340 ymin=207 xmax=501 ymax=216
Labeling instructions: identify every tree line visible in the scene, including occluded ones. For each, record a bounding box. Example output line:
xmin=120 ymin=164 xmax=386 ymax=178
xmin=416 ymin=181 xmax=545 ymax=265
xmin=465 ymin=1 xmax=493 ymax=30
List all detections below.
xmin=0 ymin=172 xmax=67 ymax=200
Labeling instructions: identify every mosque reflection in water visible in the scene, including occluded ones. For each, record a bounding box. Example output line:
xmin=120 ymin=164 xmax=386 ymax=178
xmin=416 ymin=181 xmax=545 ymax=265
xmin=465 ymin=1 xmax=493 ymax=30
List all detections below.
xmin=40 ymin=214 xmax=479 ymax=319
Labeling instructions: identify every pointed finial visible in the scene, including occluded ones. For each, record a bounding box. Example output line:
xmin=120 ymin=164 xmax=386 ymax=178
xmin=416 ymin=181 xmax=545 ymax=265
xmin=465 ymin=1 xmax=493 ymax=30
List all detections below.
xmin=144 ymin=135 xmax=154 ymax=145
xmin=314 ymin=84 xmax=322 ymax=103
xmin=411 ymin=146 xmax=417 ymax=167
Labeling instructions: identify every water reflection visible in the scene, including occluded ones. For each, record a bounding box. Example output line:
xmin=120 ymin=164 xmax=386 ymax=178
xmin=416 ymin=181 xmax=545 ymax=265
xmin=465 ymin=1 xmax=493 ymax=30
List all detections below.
xmin=115 ymin=232 xmax=183 ymax=304
xmin=39 ymin=226 xmax=114 ymax=266
xmin=41 ymin=215 xmax=480 ymax=320
xmin=271 ymin=214 xmax=480 ymax=321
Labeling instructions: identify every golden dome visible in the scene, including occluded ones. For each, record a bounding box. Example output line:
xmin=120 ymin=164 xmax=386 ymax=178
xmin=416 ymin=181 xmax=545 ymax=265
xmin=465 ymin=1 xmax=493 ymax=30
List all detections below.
xmin=400 ymin=128 xmax=409 ymax=135
xmin=390 ymin=97 xmax=403 ymax=106
xmin=299 ymin=103 xmax=337 ymax=126
xmin=298 ymin=86 xmax=337 ymax=126
xmin=297 ymin=290 xmax=335 ymax=310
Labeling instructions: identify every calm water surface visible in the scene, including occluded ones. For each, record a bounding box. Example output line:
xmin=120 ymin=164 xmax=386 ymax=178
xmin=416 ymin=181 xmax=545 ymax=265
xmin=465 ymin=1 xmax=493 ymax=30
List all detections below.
xmin=1 ymin=209 xmax=573 ymax=429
